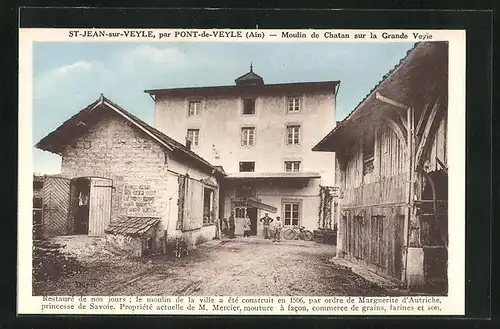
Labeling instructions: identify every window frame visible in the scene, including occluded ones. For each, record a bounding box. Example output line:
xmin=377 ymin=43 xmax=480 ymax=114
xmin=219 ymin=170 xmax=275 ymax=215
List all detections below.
xmin=362 ymin=132 xmax=375 ymax=176
xmin=282 ymin=199 xmax=302 ymax=227
xmin=241 ymin=97 xmax=257 ymax=115
xmin=241 ymin=126 xmax=256 ymax=147
xmin=186 ymin=128 xmax=200 ymax=147
xmin=239 ymin=161 xmax=255 ymax=172
xmin=202 ymin=187 xmax=215 ymax=226
xmin=287 ymin=96 xmax=302 ymax=113
xmin=284 ymin=160 xmax=301 ymax=172
xmin=187 ymin=99 xmax=202 ymax=117
xmin=286 ymin=124 xmax=301 ymax=145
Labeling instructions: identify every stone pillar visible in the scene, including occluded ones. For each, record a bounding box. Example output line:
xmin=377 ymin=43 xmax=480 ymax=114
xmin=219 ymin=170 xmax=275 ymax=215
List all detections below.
xmin=406 ymin=178 xmax=425 ymax=289
xmin=336 ymin=207 xmax=344 ymax=258
xmin=406 ymin=247 xmax=425 ymax=288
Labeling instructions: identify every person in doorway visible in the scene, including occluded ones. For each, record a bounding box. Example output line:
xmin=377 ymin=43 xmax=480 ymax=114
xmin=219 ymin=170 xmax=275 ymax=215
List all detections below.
xmin=273 ymin=216 xmax=283 ymax=242
xmin=260 ymin=213 xmax=273 ymax=239
xmin=243 ymin=214 xmax=251 ymax=237
xmin=228 ymin=211 xmax=236 ymax=239
xmin=221 ymin=218 xmax=228 ymax=237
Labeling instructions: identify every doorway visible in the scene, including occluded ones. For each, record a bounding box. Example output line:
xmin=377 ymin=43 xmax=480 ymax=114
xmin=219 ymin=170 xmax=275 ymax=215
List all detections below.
xmin=246 ymin=207 xmax=258 ymax=236
xmin=72 ymin=178 xmax=90 ymax=235
xmin=69 ymin=177 xmax=113 ymax=236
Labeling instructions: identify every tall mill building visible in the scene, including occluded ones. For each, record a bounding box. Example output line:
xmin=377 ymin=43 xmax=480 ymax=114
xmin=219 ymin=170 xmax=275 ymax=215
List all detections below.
xmin=145 ymin=66 xmax=339 ymax=236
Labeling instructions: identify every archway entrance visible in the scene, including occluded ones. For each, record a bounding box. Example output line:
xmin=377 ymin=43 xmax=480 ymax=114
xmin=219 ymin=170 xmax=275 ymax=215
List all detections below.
xmin=419 ymin=169 xmax=448 ymax=292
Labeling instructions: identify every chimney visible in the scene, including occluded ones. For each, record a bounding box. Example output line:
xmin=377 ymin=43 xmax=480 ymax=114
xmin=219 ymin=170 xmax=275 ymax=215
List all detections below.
xmin=185 ymin=138 xmax=192 ymax=150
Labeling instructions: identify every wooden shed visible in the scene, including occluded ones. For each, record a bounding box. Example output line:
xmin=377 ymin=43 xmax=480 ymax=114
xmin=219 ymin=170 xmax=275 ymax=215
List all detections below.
xmin=313 ymin=42 xmax=449 ymax=292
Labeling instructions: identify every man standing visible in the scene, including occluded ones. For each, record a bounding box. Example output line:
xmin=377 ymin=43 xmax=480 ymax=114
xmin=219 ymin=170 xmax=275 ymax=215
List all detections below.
xmin=259 ymin=213 xmax=273 ymax=239
xmin=243 ymin=214 xmax=251 ymax=237
xmin=221 ymin=218 xmax=228 ymax=236
xmin=273 ymin=216 xmax=283 ymax=243
xmin=228 ymin=211 xmax=236 ymax=239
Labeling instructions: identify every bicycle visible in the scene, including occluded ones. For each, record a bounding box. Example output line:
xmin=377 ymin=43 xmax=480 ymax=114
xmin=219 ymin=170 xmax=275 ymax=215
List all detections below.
xmin=282 ymin=226 xmax=314 ymax=241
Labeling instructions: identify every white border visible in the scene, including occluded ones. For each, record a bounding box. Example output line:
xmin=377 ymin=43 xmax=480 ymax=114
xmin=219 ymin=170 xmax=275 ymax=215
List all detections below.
xmin=18 ymin=28 xmax=466 ymax=315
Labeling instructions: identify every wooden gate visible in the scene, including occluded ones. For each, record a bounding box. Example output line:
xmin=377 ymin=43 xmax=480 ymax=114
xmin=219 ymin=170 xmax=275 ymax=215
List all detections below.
xmin=88 ymin=178 xmax=113 ymax=236
xmin=42 ymin=176 xmax=71 ymax=237
xmin=342 ymin=207 xmax=405 ymax=281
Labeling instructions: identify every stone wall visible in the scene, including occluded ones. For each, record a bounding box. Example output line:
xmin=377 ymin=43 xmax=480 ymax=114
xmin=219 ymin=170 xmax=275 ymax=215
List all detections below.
xmin=105 ymin=233 xmax=143 ymax=257
xmin=60 ymin=110 xmax=170 ymax=241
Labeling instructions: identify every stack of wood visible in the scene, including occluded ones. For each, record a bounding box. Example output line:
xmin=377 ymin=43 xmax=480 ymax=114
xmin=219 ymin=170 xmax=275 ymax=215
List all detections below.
xmin=313 ymin=228 xmax=337 ymax=245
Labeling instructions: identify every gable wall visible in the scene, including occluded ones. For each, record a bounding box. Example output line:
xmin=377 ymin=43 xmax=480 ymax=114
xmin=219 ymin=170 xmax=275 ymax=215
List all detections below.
xmin=59 ymin=110 xmax=171 ymax=234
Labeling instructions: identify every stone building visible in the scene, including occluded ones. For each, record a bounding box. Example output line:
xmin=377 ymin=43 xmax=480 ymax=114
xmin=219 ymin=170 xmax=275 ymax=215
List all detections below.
xmin=35 ymin=95 xmax=225 ymax=255
xmin=145 ymin=66 xmax=340 ymax=236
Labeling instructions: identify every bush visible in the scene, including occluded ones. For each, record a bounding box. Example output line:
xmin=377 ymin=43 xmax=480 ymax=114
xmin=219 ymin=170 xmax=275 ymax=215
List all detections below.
xmin=32 ymin=239 xmax=84 ymax=293
xmin=164 ymin=235 xmax=190 ymax=258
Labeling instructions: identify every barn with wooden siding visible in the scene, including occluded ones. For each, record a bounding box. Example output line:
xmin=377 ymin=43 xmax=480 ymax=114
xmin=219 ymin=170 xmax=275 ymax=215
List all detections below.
xmin=35 ymin=95 xmax=225 ymax=255
xmin=313 ymin=42 xmax=448 ymax=292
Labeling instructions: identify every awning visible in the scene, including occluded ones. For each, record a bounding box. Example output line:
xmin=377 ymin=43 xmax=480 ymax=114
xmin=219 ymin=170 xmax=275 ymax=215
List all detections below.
xmin=225 ymin=171 xmax=321 ymax=180
xmin=246 ymin=198 xmax=277 ymax=213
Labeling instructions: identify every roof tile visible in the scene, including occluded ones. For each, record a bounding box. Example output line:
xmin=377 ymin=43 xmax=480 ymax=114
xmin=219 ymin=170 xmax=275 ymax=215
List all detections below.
xmin=105 ymin=216 xmax=160 ymax=236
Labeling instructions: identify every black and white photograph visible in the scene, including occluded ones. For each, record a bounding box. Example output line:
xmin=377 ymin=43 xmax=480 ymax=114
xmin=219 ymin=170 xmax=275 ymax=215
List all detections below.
xmin=18 ymin=28 xmax=465 ymax=315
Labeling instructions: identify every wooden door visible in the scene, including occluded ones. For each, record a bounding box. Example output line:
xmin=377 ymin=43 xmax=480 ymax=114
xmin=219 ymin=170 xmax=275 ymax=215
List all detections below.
xmin=183 ymin=178 xmax=204 ymax=231
xmin=234 ymin=206 xmax=246 ymax=236
xmin=88 ymin=178 xmax=113 ymax=236
xmin=42 ymin=176 xmax=71 ymax=237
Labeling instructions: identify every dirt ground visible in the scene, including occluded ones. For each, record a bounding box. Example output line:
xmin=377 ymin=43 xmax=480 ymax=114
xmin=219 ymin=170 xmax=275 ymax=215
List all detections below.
xmin=35 ymin=236 xmax=390 ymax=296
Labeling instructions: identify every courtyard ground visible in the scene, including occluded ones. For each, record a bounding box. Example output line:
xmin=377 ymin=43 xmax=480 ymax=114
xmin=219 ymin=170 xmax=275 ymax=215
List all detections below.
xmin=34 ymin=235 xmax=392 ymax=296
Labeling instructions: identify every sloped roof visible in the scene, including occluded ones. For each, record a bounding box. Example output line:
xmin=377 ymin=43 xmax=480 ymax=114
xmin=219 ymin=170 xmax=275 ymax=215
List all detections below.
xmin=234 ymin=69 xmax=264 ymax=86
xmin=105 ymin=217 xmax=160 ymax=236
xmin=312 ymin=41 xmax=448 ymax=152
xmin=145 ymin=80 xmax=340 ymax=97
xmin=35 ymin=95 xmax=225 ymax=177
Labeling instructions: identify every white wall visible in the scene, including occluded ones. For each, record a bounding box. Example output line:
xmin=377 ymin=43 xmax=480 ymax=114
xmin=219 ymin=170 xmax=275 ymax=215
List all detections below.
xmin=223 ymin=178 xmax=321 ymax=235
xmin=155 ymin=91 xmax=336 ymax=186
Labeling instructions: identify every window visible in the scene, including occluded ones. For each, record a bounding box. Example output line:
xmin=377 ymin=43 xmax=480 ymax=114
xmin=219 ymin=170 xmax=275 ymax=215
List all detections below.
xmin=33 ymin=180 xmax=43 ymax=190
xmin=284 ymin=202 xmax=300 ymax=226
xmin=286 ymin=125 xmax=301 ymax=145
xmin=239 ymin=161 xmax=255 ymax=172
xmin=188 ymin=100 xmax=201 ymax=116
xmin=288 ymin=96 xmax=301 ymax=112
xmin=33 ymin=197 xmax=43 ymax=209
xmin=203 ymin=188 xmax=214 ymax=226
xmin=284 ymin=161 xmax=301 ymax=172
xmin=241 ymin=127 xmax=255 ymax=146
xmin=235 ymin=207 xmax=246 ymax=219
xmin=242 ymin=98 xmax=256 ymax=115
xmin=186 ymin=129 xmax=200 ymax=146
xmin=363 ymin=133 xmax=375 ymax=175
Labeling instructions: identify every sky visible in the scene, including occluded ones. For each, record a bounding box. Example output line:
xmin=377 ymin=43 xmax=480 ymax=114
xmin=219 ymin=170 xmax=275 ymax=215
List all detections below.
xmin=32 ymin=41 xmax=415 ymax=174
